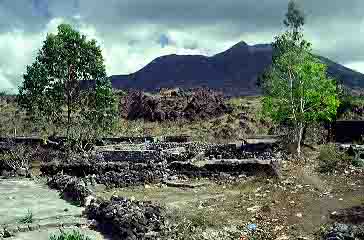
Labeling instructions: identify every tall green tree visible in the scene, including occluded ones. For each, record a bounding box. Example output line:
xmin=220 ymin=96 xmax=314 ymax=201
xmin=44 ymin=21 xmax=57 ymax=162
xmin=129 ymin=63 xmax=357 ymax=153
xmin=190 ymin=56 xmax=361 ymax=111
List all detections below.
xmin=85 ymin=78 xmax=118 ymax=135
xmin=261 ymin=0 xmax=340 ymax=156
xmin=18 ymin=23 xmax=115 ymax=140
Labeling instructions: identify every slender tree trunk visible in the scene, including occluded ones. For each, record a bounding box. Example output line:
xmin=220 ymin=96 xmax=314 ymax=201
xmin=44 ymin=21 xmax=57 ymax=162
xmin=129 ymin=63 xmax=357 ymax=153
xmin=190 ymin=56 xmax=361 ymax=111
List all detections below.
xmin=297 ymin=122 xmax=304 ymax=156
xmin=67 ymin=99 xmax=71 ymax=140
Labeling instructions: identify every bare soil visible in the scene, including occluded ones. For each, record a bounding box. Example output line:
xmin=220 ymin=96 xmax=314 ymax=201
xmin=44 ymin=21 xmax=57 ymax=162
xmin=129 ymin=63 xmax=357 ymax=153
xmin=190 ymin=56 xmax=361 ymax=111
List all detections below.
xmin=96 ymin=149 xmax=364 ymax=239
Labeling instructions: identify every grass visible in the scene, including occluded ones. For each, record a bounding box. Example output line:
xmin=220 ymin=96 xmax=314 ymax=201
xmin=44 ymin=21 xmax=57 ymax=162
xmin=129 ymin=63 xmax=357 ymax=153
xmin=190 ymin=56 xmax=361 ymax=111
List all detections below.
xmin=0 ymin=96 xmax=271 ymax=142
xmin=49 ymin=230 xmax=92 ymax=240
xmin=17 ymin=209 xmax=33 ymax=224
xmin=317 ymin=144 xmax=353 ymax=173
xmin=96 ymin=178 xmax=274 ymax=239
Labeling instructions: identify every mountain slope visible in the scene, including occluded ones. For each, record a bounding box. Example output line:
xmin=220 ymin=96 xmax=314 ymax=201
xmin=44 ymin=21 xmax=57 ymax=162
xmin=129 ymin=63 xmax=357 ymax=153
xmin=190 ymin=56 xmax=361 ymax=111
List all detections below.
xmin=103 ymin=41 xmax=364 ymax=96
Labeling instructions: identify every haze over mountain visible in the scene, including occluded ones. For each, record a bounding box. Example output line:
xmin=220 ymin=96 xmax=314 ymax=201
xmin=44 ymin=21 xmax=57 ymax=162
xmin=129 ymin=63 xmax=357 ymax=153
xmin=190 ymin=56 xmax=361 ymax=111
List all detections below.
xmin=97 ymin=41 xmax=364 ymax=96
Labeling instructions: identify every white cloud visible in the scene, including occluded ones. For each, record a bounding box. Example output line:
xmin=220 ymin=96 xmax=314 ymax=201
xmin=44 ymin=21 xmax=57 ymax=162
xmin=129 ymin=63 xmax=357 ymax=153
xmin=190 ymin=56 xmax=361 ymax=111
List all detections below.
xmin=0 ymin=17 xmax=239 ymax=92
xmin=344 ymin=62 xmax=364 ymax=74
xmin=0 ymin=17 xmax=65 ymax=91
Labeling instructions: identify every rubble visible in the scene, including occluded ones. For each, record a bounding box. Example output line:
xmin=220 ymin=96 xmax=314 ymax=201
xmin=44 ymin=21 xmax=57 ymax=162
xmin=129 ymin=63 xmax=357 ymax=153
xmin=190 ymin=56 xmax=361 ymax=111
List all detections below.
xmin=329 ymin=206 xmax=364 ymax=224
xmin=47 ymin=173 xmax=93 ymax=206
xmin=322 ymin=223 xmax=364 ymax=239
xmin=86 ymin=196 xmax=165 ymax=240
xmin=121 ymin=88 xmax=232 ymax=122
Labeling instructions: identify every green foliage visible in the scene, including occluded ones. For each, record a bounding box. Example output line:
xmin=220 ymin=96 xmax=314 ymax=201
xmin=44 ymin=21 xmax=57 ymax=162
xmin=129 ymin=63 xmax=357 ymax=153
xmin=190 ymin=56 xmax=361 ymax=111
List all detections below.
xmin=49 ymin=230 xmax=92 ymax=240
xmin=261 ymin=0 xmax=339 ymax=155
xmin=17 ymin=209 xmax=33 ymax=224
xmin=317 ymin=144 xmax=353 ymax=173
xmin=262 ymin=52 xmax=339 ymax=123
xmin=85 ymin=78 xmax=118 ymax=134
xmin=18 ymin=23 xmax=109 ymax=140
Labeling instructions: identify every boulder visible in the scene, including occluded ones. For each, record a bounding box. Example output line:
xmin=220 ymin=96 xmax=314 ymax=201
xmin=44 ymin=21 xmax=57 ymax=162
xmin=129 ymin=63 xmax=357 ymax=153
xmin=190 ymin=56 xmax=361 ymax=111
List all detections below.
xmin=86 ymin=196 xmax=165 ymax=240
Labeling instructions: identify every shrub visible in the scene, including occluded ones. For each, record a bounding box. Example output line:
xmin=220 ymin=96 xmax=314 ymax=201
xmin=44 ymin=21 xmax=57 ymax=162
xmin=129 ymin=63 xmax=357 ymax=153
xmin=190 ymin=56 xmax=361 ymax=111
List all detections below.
xmin=49 ymin=229 xmax=92 ymax=240
xmin=18 ymin=209 xmax=33 ymax=224
xmin=317 ymin=144 xmax=353 ymax=173
xmin=0 ymin=143 xmax=35 ymax=175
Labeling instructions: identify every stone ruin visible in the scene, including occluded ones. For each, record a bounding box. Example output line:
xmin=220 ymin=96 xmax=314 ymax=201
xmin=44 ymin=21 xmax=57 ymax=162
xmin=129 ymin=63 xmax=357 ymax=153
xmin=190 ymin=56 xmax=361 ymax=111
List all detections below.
xmin=0 ymin=135 xmax=282 ymax=239
xmin=40 ymin=136 xmax=281 ymax=186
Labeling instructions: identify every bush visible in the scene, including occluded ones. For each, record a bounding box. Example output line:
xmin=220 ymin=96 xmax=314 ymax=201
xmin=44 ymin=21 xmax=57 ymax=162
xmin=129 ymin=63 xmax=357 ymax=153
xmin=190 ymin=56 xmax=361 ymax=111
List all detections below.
xmin=17 ymin=209 xmax=33 ymax=224
xmin=49 ymin=230 xmax=92 ymax=240
xmin=0 ymin=143 xmax=35 ymax=176
xmin=317 ymin=144 xmax=353 ymax=173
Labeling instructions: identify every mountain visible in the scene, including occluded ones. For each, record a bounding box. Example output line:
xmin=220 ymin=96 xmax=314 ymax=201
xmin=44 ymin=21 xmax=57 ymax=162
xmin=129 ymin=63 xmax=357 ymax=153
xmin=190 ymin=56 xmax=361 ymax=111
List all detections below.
xmin=83 ymin=41 xmax=364 ymax=96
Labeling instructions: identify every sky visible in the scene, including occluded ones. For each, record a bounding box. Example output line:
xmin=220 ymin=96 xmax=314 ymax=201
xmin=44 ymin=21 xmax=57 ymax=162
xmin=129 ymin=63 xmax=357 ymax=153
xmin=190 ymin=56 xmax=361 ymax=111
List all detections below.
xmin=1 ymin=0 xmax=364 ymax=92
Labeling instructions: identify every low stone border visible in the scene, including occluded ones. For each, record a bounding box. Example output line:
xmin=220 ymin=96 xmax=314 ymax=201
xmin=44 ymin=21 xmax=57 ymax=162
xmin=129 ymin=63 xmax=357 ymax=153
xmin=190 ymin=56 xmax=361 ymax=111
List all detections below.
xmin=0 ymin=218 xmax=89 ymax=238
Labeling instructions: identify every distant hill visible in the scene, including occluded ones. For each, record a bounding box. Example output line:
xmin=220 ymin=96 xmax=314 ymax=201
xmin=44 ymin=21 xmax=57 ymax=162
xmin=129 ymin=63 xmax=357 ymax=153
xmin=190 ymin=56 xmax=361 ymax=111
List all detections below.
xmin=82 ymin=41 xmax=364 ymax=96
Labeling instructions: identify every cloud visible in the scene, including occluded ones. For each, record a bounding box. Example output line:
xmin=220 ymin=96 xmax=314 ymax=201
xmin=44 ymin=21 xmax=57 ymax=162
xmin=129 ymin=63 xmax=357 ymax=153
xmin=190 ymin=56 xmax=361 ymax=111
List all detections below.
xmin=1 ymin=0 xmax=364 ymax=91
xmin=0 ymin=17 xmax=65 ymax=90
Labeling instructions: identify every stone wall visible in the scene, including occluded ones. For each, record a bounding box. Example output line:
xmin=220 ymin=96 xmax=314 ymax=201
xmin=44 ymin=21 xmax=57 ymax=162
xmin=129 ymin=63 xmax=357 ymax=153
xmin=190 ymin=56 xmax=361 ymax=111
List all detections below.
xmin=100 ymin=150 xmax=163 ymax=163
xmin=169 ymin=159 xmax=279 ymax=178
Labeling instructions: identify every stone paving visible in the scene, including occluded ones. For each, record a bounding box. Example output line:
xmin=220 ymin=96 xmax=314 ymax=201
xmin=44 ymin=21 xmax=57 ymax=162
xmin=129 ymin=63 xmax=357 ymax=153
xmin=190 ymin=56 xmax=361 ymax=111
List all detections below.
xmin=0 ymin=179 xmax=106 ymax=239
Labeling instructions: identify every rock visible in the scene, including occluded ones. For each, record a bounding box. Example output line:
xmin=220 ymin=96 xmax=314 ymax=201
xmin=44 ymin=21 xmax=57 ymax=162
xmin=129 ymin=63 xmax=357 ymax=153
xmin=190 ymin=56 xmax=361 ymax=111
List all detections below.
xmin=47 ymin=173 xmax=93 ymax=206
xmin=17 ymin=224 xmax=29 ymax=233
xmin=330 ymin=206 xmax=364 ymax=224
xmin=3 ymin=225 xmax=18 ymax=237
xmin=296 ymin=213 xmax=303 ymax=218
xmin=16 ymin=167 xmax=28 ymax=177
xmin=247 ymin=205 xmax=261 ymax=213
xmin=334 ymin=223 xmax=350 ymax=233
xmin=322 ymin=222 xmax=364 ymax=239
xmin=84 ymin=195 xmax=96 ymax=207
xmin=276 ymin=235 xmax=289 ymax=240
xmin=86 ymin=196 xmax=165 ymax=240
xmin=122 ymin=89 xmax=231 ymax=122
xmin=274 ymin=226 xmax=284 ymax=232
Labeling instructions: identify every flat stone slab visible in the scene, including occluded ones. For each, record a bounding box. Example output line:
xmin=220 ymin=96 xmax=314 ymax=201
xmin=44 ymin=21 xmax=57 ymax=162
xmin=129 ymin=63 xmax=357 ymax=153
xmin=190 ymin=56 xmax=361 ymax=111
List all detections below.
xmin=0 ymin=179 xmax=83 ymax=225
xmin=0 ymin=179 xmax=109 ymax=240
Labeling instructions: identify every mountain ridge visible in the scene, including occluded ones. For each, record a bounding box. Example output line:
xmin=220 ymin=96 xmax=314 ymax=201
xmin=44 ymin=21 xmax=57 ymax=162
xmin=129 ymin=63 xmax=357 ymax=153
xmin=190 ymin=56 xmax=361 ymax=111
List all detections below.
xmin=82 ymin=41 xmax=364 ymax=96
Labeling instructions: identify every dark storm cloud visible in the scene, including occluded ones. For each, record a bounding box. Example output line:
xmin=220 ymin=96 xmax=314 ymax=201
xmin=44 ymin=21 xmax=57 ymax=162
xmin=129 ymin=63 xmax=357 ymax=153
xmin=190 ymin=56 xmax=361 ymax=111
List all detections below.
xmin=77 ymin=0 xmax=287 ymax=35
xmin=0 ymin=0 xmax=80 ymax=32
xmin=74 ymin=0 xmax=364 ymax=65
xmin=1 ymin=0 xmax=364 ymax=90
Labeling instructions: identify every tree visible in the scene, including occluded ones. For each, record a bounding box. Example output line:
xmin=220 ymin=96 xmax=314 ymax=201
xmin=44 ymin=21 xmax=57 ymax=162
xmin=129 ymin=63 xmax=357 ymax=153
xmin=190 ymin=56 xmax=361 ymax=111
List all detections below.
xmin=18 ymin=23 xmax=115 ymax=141
xmin=261 ymin=0 xmax=340 ymax=156
xmin=85 ymin=78 xmax=118 ymax=135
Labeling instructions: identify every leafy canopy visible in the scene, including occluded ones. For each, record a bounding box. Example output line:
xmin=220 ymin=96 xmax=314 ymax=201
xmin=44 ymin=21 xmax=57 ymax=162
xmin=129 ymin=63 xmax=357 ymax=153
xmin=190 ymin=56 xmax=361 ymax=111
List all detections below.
xmin=261 ymin=0 xmax=340 ymax=153
xmin=18 ymin=23 xmax=117 ymax=138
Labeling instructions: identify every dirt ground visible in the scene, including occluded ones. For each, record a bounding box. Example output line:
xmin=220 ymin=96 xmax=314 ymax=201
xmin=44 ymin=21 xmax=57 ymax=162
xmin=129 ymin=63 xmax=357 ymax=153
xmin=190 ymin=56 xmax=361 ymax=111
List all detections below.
xmin=95 ymin=149 xmax=364 ymax=240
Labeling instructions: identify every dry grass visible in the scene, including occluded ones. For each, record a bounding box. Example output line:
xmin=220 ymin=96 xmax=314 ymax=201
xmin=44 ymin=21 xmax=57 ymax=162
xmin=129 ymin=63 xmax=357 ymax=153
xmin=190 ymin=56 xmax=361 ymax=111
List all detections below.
xmin=112 ymin=96 xmax=271 ymax=142
xmin=0 ymin=96 xmax=271 ymax=143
